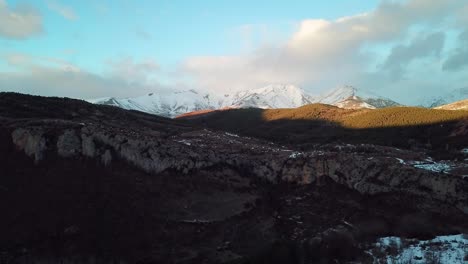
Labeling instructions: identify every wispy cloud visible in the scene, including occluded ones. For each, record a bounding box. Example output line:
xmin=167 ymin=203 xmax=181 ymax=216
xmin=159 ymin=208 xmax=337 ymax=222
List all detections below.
xmin=0 ymin=53 xmax=163 ymax=99
xmin=0 ymin=0 xmax=43 ymax=39
xmin=107 ymin=57 xmax=160 ymax=83
xmin=46 ymin=1 xmax=78 ymax=20
xmin=61 ymin=49 xmax=77 ymax=55
xmin=4 ymin=52 xmax=80 ymax=72
xmin=135 ymin=29 xmax=152 ymax=40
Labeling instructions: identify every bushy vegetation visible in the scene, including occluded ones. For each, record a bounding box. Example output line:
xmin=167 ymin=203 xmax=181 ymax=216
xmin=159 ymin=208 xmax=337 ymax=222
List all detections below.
xmin=260 ymin=104 xmax=468 ymax=129
xmin=261 ymin=104 xmax=359 ymax=122
xmin=342 ymin=107 xmax=468 ymax=129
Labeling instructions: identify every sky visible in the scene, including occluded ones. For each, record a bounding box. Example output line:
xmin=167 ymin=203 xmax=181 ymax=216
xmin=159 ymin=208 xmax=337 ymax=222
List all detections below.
xmin=1 ymin=0 xmax=468 ymax=104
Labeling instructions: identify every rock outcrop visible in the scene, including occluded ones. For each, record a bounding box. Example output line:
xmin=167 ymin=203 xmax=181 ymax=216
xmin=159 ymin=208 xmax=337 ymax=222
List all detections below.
xmin=7 ymin=119 xmax=468 ymax=215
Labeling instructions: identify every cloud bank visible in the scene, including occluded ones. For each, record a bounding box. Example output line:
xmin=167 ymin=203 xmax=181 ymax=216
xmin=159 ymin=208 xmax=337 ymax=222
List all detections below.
xmin=182 ymin=0 xmax=468 ymax=103
xmin=0 ymin=0 xmax=43 ymax=39
xmin=1 ymin=53 xmax=165 ymax=99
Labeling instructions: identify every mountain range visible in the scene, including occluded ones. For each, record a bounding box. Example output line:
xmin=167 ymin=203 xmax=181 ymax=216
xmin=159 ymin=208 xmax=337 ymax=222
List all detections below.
xmin=89 ymin=85 xmax=467 ymax=118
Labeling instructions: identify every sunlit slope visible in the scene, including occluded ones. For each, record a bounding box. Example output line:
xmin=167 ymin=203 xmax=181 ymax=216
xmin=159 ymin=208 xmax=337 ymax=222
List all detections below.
xmin=260 ymin=104 xmax=361 ymax=122
xmin=341 ymin=107 xmax=468 ymax=128
xmin=257 ymin=104 xmax=468 ymax=128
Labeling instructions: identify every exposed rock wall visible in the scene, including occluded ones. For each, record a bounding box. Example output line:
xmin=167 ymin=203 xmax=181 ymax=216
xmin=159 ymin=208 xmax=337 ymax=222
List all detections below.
xmin=8 ymin=122 xmax=467 ymax=215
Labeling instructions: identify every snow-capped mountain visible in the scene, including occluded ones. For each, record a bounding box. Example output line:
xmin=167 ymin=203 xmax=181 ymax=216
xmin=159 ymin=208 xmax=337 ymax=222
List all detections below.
xmin=89 ymin=84 xmax=316 ymax=117
xmin=314 ymin=85 xmax=400 ymax=109
xmin=333 ymin=97 xmax=377 ymax=109
xmin=228 ymin=84 xmax=315 ymax=109
xmin=89 ymin=84 xmax=403 ymax=117
xmin=88 ymin=89 xmax=216 ymax=117
xmin=420 ymin=87 xmax=468 ymax=108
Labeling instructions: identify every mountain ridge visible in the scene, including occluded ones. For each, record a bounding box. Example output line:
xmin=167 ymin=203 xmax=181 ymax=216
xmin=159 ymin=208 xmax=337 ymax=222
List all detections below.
xmin=435 ymin=99 xmax=468 ymax=111
xmin=314 ymin=85 xmax=400 ymax=109
xmin=89 ymin=85 xmax=466 ymax=118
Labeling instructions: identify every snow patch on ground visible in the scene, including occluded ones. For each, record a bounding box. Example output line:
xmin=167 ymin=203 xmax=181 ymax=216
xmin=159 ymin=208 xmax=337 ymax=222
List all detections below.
xmin=395 ymin=158 xmax=405 ymax=164
xmin=413 ymin=162 xmax=453 ymax=174
xmin=371 ymin=234 xmax=467 ymax=264
xmin=225 ymin=132 xmax=240 ymax=137
xmin=289 ymin=152 xmax=304 ymax=159
xmin=393 ymin=157 xmax=468 ymax=177
xmin=176 ymin=139 xmax=192 ymax=146
xmin=395 ymin=157 xmax=462 ymax=174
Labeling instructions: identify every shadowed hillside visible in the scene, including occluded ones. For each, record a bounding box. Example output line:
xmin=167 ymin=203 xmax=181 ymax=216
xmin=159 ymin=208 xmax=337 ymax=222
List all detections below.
xmin=179 ymin=104 xmax=468 ymax=153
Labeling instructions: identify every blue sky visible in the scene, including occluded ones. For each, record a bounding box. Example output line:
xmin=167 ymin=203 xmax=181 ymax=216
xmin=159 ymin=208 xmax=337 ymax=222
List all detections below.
xmin=1 ymin=0 xmax=468 ymax=104
xmin=2 ymin=0 xmax=377 ymax=70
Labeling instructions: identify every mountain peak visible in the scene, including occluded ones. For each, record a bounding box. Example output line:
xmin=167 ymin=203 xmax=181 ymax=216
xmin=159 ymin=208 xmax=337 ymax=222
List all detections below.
xmin=231 ymin=84 xmax=313 ymax=109
xmin=342 ymin=85 xmax=357 ymax=96
xmin=316 ymin=85 xmax=400 ymax=109
xmin=245 ymin=84 xmax=305 ymax=95
xmin=318 ymin=85 xmax=362 ymax=104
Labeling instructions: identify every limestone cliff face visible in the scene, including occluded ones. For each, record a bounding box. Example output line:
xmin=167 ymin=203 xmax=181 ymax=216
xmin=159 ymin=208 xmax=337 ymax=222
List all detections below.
xmin=11 ymin=128 xmax=47 ymax=163
xmin=9 ymin=121 xmax=467 ymax=215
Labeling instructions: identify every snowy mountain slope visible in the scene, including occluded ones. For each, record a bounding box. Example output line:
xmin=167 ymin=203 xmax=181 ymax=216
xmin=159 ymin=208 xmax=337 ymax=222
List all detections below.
xmin=334 ymin=96 xmax=377 ymax=109
xmin=435 ymin=99 xmax=468 ymax=110
xmin=89 ymin=84 xmax=317 ymax=117
xmin=420 ymin=87 xmax=468 ymax=108
xmin=315 ymin=85 xmax=400 ymax=109
xmin=88 ymin=85 xmax=401 ymax=117
xmin=229 ymin=84 xmax=316 ymax=109
xmin=88 ymin=90 xmax=215 ymax=117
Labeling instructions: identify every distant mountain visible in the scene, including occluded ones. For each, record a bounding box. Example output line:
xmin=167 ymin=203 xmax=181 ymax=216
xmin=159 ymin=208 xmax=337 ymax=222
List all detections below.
xmin=435 ymin=99 xmax=468 ymax=111
xmin=228 ymin=84 xmax=315 ymax=109
xmin=314 ymin=85 xmax=400 ymax=109
xmin=89 ymin=85 xmax=401 ymax=117
xmin=420 ymin=87 xmax=468 ymax=108
xmin=88 ymin=89 xmax=216 ymax=118
xmin=334 ymin=97 xmax=377 ymax=109
xmin=89 ymin=84 xmax=316 ymax=117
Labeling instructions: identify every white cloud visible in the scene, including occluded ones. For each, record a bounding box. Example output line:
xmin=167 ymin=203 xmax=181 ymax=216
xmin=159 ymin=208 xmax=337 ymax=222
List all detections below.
xmin=4 ymin=52 xmax=80 ymax=72
xmin=181 ymin=0 xmax=468 ymax=103
xmin=0 ymin=68 xmax=160 ymax=99
xmin=0 ymin=0 xmax=43 ymax=39
xmin=231 ymin=23 xmax=289 ymax=51
xmin=46 ymin=1 xmax=78 ymax=20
